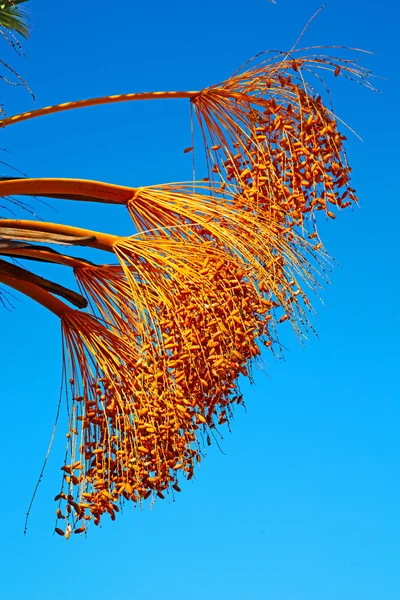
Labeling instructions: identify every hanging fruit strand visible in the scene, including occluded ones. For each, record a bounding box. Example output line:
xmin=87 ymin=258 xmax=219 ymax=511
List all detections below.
xmin=0 ymin=47 xmax=374 ymax=537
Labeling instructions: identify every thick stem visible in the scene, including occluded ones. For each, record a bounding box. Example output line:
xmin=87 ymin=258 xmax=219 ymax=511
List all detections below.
xmin=0 ymin=90 xmax=200 ymax=128
xmin=0 ymin=178 xmax=135 ymax=204
xmin=0 ymin=272 xmax=73 ymax=316
xmin=0 ymin=220 xmax=118 ymax=252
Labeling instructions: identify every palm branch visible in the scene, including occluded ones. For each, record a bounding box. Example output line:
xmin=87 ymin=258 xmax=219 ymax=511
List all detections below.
xmin=0 ymin=48 xmax=373 ymax=536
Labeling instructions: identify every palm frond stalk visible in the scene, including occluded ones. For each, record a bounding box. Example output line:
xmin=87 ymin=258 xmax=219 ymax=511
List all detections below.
xmin=0 ymin=47 xmax=373 ymax=537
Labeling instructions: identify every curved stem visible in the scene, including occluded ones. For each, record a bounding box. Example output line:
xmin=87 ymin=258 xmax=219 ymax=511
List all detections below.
xmin=0 ymin=246 xmax=92 ymax=269
xmin=0 ymin=178 xmax=135 ymax=204
xmin=0 ymin=272 xmax=73 ymax=316
xmin=0 ymin=219 xmax=119 ymax=252
xmin=0 ymin=90 xmax=200 ymax=128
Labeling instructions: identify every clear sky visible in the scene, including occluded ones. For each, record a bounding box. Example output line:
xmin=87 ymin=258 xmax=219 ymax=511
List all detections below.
xmin=0 ymin=1 xmax=399 ymax=599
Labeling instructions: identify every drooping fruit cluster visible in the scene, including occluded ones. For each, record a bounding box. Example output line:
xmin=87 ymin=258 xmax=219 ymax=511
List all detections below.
xmin=56 ymin=249 xmax=279 ymax=534
xmin=0 ymin=48 xmax=373 ymax=538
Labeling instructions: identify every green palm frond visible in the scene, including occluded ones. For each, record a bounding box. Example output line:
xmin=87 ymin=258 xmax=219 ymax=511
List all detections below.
xmin=0 ymin=0 xmax=30 ymax=39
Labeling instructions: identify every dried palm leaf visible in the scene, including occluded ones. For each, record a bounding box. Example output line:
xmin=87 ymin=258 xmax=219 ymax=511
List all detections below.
xmin=0 ymin=258 xmax=87 ymax=308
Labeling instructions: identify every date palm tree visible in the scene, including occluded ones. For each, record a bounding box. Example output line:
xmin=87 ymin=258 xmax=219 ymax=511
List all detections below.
xmin=0 ymin=47 xmax=374 ymax=537
xmin=0 ymin=0 xmax=30 ymax=39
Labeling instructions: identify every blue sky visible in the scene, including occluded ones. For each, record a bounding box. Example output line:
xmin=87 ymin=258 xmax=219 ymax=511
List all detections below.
xmin=0 ymin=1 xmax=399 ymax=599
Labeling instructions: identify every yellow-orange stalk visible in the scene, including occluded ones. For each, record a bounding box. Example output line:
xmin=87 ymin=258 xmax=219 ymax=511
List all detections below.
xmin=0 ymin=219 xmax=119 ymax=252
xmin=0 ymin=90 xmax=200 ymax=128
